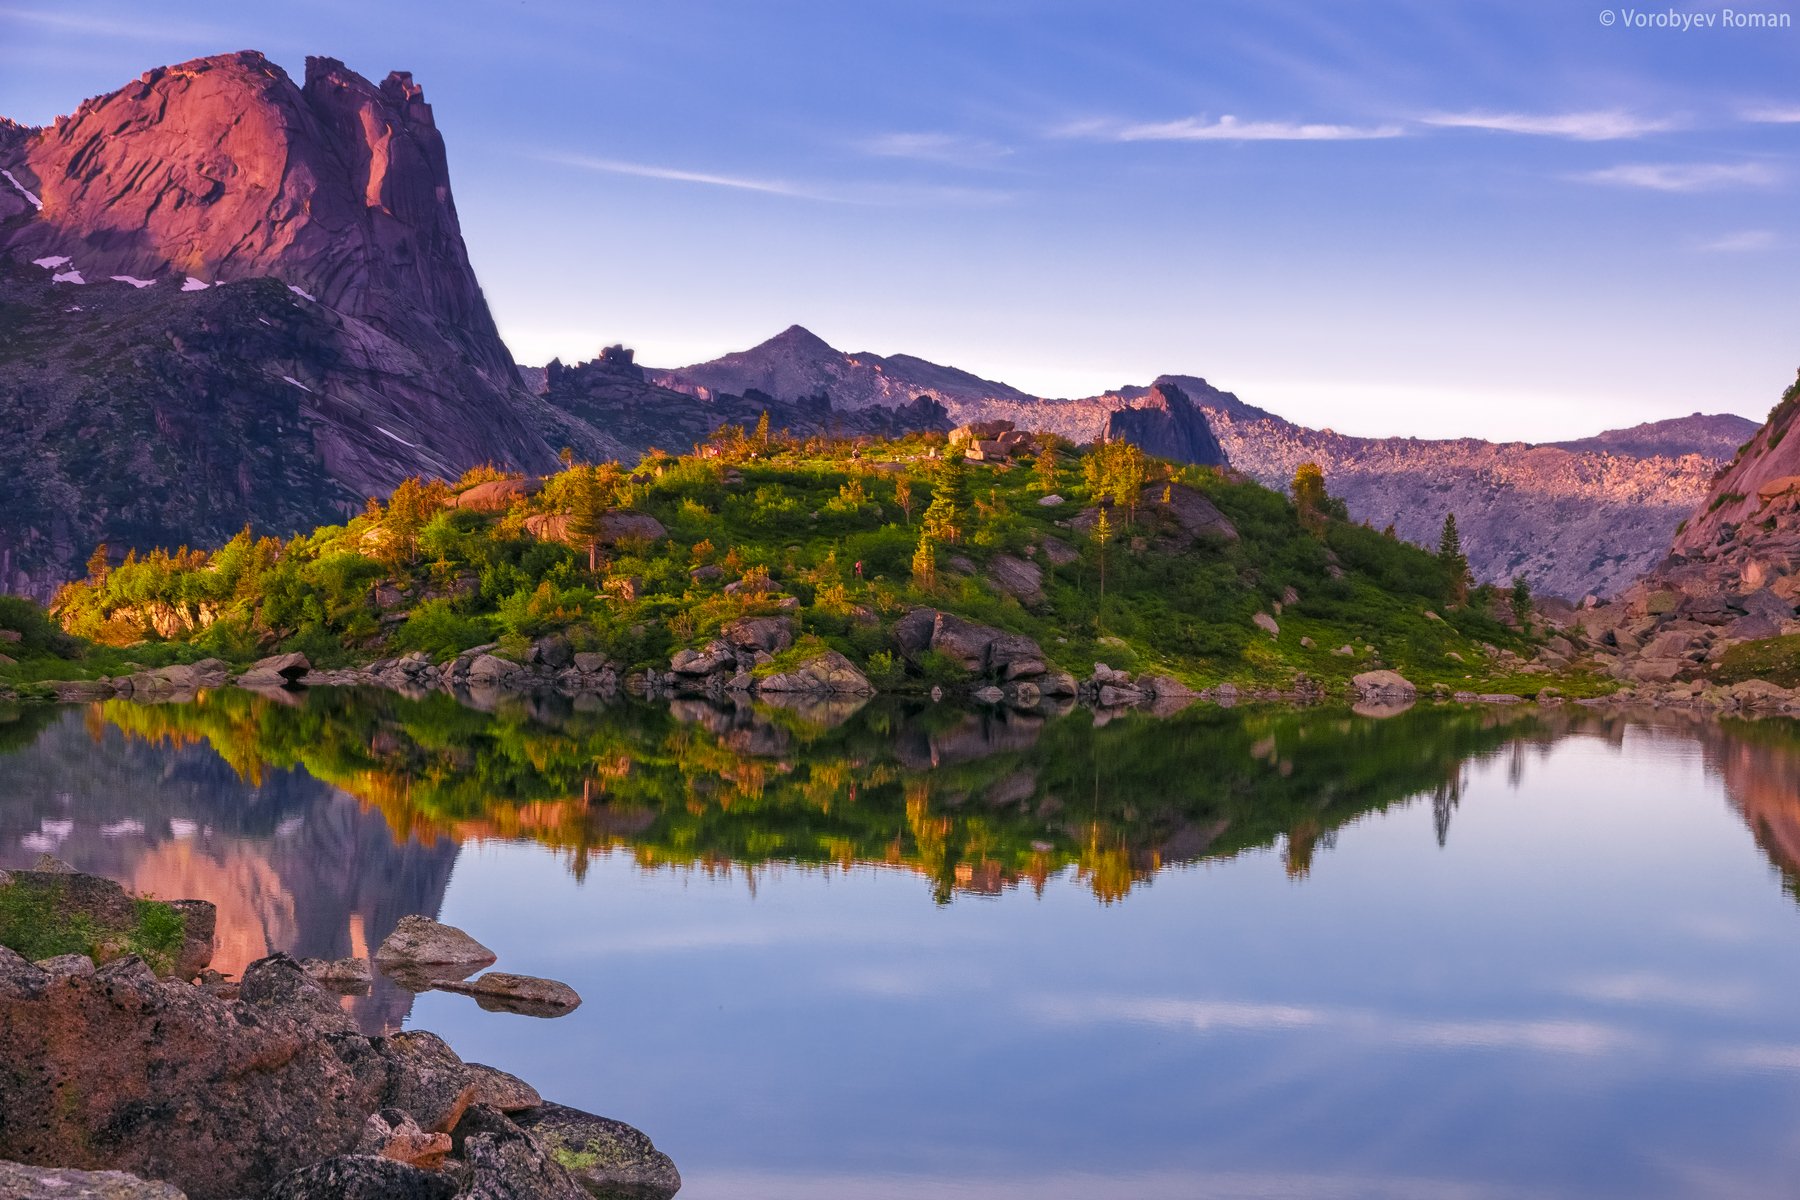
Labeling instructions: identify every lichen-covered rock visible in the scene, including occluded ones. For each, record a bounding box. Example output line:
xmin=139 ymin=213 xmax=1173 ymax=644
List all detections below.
xmin=452 ymin=1106 xmax=589 ymax=1200
xmin=381 ymin=1030 xmax=477 ymax=1133
xmin=467 ymin=1063 xmax=544 ymax=1113
xmin=265 ymin=1155 xmax=456 ymax=1200
xmin=513 ymin=1102 xmax=682 ymax=1200
xmin=0 ymin=1160 xmax=187 ymax=1199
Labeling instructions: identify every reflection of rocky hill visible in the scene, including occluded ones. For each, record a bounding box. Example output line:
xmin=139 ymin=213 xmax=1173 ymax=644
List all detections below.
xmin=0 ymin=710 xmax=456 ymax=1031
xmin=1694 ymin=717 xmax=1800 ymax=895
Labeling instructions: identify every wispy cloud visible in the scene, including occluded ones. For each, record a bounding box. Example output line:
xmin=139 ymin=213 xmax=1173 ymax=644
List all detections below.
xmin=1062 ymin=114 xmax=1405 ymax=143
xmin=1027 ymin=994 xmax=1644 ymax=1057
xmin=1696 ymin=229 xmax=1778 ymax=253
xmin=1742 ymin=104 xmax=1800 ymax=124
xmin=1567 ymin=971 xmax=1759 ymax=1009
xmin=1423 ymin=109 xmax=1679 ymax=140
xmin=1576 ymin=162 xmax=1780 ymax=192
xmin=859 ymin=131 xmax=1012 ymax=166
xmin=540 ymin=153 xmax=816 ymax=198
xmin=538 ymin=152 xmax=1014 ymax=206
xmin=0 ymin=4 xmax=229 ymax=42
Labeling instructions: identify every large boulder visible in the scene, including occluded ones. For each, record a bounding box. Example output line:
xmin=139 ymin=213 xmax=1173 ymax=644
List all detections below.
xmin=0 ymin=953 xmax=383 ymax=1199
xmin=757 ymin=649 xmax=875 ymax=697
xmin=373 ymin=915 xmax=497 ymax=969
xmin=452 ymin=1107 xmax=588 ymax=1200
xmin=1350 ymin=670 xmax=1416 ymax=702
xmin=985 ymin=555 xmax=1044 ymax=606
xmin=381 ymin=1031 xmax=477 ymax=1133
xmin=900 ymin=611 xmax=1048 ymax=682
xmin=722 ymin=615 xmax=796 ymax=654
xmin=525 ymin=509 xmax=666 ymax=548
xmin=513 ymin=1103 xmax=683 ymax=1200
xmin=669 ymin=642 xmax=734 ymax=677
xmin=457 ymin=478 xmax=542 ymax=512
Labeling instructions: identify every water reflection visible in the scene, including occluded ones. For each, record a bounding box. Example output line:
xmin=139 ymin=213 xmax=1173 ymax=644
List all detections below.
xmin=84 ymin=690 xmax=1555 ymax=901
xmin=8 ymin=690 xmax=1800 ymax=1037
xmin=15 ymin=693 xmax=1800 ymax=1193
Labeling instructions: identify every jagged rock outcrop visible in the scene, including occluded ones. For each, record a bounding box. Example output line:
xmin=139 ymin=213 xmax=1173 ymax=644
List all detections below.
xmin=1099 ymin=381 xmax=1226 ymax=467
xmin=0 ymin=51 xmax=581 ymax=598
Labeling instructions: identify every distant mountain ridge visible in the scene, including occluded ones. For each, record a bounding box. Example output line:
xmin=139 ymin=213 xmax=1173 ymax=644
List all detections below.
xmin=654 ymin=327 xmax=1757 ymax=598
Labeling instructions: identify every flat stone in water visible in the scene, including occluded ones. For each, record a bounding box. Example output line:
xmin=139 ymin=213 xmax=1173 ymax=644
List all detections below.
xmin=439 ymin=971 xmax=582 ymax=1017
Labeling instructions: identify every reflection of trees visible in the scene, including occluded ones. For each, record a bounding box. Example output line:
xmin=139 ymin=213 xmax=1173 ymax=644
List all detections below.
xmin=94 ymin=690 xmax=1545 ymax=903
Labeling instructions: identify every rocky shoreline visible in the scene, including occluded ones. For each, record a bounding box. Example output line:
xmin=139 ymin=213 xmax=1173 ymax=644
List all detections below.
xmin=0 ymin=866 xmax=677 ymax=1200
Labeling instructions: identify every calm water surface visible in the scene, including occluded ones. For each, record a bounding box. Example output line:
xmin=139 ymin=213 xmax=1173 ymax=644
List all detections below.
xmin=4 ymin=691 xmax=1800 ymax=1198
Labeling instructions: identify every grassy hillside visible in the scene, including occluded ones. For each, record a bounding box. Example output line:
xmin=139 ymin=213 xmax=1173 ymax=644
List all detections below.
xmin=15 ymin=428 xmax=1575 ymax=695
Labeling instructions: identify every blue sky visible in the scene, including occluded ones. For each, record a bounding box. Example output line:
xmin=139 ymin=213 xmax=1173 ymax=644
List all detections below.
xmin=2 ymin=0 xmax=1796 ymax=439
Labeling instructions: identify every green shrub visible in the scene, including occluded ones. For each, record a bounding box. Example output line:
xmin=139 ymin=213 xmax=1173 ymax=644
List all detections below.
xmin=392 ymin=600 xmax=494 ymax=661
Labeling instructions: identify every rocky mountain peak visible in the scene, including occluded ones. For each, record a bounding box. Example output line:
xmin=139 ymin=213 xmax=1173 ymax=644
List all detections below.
xmin=1101 ymin=381 xmax=1228 ymax=468
xmin=1 ymin=49 xmax=514 ymax=382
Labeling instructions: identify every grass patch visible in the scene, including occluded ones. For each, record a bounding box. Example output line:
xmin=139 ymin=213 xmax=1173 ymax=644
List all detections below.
xmin=1716 ymin=635 xmax=1800 ymax=688
xmin=0 ymin=878 xmax=186 ymax=973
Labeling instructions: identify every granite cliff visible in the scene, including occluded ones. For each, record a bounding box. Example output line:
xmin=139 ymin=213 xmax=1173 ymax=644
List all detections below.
xmin=0 ymin=52 xmax=586 ymax=598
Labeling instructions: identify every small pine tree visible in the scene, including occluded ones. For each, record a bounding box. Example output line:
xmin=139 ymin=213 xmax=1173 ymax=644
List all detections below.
xmin=86 ymin=543 xmax=110 ymax=585
xmin=1510 ymin=574 xmax=1532 ymax=622
xmin=753 ymin=410 xmax=771 ymax=447
xmin=894 ymin=475 xmax=914 ymax=525
xmin=1438 ymin=513 xmax=1470 ymax=604
xmin=1438 ymin=512 xmax=1462 ymax=560
xmin=910 ymin=531 xmax=937 ymax=589
xmin=567 ymin=469 xmax=607 ymax=574
xmin=1035 ymin=445 xmax=1059 ymax=494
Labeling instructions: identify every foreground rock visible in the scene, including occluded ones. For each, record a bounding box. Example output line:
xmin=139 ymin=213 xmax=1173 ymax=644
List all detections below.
xmin=0 ymin=950 xmax=677 ymax=1200
xmin=514 ymin=1104 xmax=682 ymax=1200
xmin=0 ymin=1160 xmax=186 ymax=1199
xmin=266 ymin=1155 xmax=454 ymax=1200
